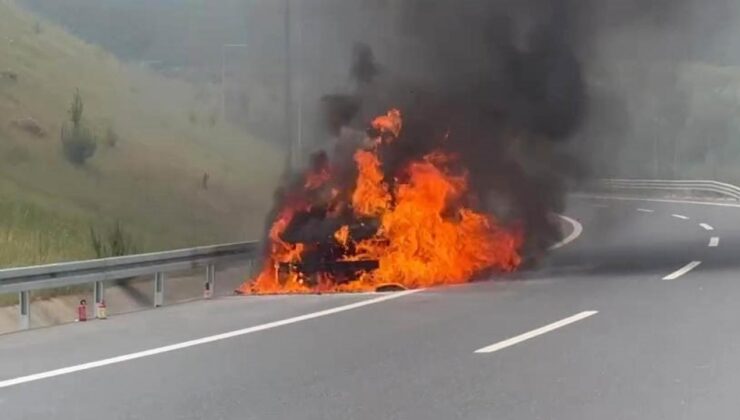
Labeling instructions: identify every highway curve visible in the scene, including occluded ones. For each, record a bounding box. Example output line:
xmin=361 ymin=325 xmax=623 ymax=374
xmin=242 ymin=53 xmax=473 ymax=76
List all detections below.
xmin=2 ymin=195 xmax=740 ymax=419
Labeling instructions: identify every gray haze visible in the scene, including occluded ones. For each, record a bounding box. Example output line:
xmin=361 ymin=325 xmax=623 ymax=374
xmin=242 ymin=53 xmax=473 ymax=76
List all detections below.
xmin=21 ymin=0 xmax=740 ymax=226
xmin=20 ymin=1 xmax=740 ymax=160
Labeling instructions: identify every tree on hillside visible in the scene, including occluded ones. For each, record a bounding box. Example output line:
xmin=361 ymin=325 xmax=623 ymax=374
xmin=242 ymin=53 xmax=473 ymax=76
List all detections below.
xmin=61 ymin=89 xmax=97 ymax=165
xmin=68 ymin=88 xmax=83 ymax=128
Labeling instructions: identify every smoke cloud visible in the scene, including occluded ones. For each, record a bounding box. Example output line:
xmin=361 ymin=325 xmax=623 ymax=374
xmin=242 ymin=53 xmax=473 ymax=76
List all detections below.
xmin=261 ymin=0 xmax=717 ymax=261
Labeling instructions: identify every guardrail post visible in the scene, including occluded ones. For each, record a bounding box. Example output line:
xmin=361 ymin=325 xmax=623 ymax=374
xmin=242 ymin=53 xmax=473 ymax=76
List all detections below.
xmin=94 ymin=281 xmax=105 ymax=307
xmin=205 ymin=263 xmax=216 ymax=298
xmin=18 ymin=291 xmax=30 ymax=330
xmin=247 ymin=258 xmax=255 ymax=277
xmin=154 ymin=272 xmax=165 ymax=307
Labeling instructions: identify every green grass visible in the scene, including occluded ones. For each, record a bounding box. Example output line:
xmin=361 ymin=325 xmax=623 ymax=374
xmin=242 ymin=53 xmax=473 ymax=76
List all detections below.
xmin=0 ymin=195 xmax=91 ymax=266
xmin=0 ymin=1 xmax=284 ymax=268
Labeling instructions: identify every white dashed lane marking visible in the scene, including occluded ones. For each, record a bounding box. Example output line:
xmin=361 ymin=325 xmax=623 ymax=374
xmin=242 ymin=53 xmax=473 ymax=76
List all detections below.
xmin=672 ymin=214 xmax=690 ymax=220
xmin=663 ymin=261 xmax=702 ymax=280
xmin=475 ymin=311 xmax=599 ymax=354
xmin=709 ymin=237 xmax=720 ymax=247
xmin=700 ymin=223 xmax=714 ymax=231
xmin=637 ymin=208 xmax=655 ymax=213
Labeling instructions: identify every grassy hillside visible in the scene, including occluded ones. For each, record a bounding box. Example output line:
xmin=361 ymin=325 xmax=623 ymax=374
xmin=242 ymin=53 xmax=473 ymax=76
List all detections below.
xmin=0 ymin=0 xmax=283 ymax=267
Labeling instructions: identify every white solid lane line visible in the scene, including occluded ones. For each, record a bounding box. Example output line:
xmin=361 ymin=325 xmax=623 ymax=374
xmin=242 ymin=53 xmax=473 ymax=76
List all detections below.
xmin=637 ymin=208 xmax=655 ymax=213
xmin=474 ymin=311 xmax=598 ymax=354
xmin=662 ymin=261 xmax=702 ymax=280
xmin=700 ymin=223 xmax=714 ymax=231
xmin=549 ymin=214 xmax=583 ymax=250
xmin=0 ymin=289 xmax=423 ymax=389
xmin=672 ymin=214 xmax=690 ymax=220
xmin=709 ymin=237 xmax=720 ymax=247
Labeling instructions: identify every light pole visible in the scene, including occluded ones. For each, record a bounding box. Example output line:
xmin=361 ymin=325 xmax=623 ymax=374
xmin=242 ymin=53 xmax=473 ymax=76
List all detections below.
xmin=285 ymin=0 xmax=305 ymax=171
xmin=285 ymin=0 xmax=295 ymax=169
xmin=221 ymin=43 xmax=248 ymax=123
xmin=294 ymin=0 xmax=303 ymax=171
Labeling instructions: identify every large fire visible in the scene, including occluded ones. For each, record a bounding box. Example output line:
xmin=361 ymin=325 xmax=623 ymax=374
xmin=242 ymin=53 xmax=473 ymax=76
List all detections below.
xmin=240 ymin=109 xmax=523 ymax=294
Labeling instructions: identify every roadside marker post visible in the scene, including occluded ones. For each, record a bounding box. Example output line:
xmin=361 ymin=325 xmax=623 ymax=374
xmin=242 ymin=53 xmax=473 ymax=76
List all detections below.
xmin=77 ymin=299 xmax=87 ymax=322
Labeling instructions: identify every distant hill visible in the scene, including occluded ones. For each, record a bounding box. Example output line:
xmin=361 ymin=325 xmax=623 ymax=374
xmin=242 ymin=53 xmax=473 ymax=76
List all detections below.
xmin=0 ymin=0 xmax=283 ymax=267
xmin=18 ymin=0 xmax=252 ymax=68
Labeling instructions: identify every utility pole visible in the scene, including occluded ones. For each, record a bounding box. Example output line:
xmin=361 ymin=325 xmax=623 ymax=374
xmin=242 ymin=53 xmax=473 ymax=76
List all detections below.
xmin=295 ymin=0 xmax=303 ymax=169
xmin=284 ymin=0 xmax=305 ymax=171
xmin=285 ymin=0 xmax=294 ymax=170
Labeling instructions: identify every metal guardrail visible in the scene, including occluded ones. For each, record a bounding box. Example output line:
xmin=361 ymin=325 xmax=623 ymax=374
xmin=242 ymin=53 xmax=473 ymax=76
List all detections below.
xmin=596 ymin=179 xmax=740 ymax=201
xmin=6 ymin=178 xmax=733 ymax=331
xmin=0 ymin=241 xmax=259 ymax=330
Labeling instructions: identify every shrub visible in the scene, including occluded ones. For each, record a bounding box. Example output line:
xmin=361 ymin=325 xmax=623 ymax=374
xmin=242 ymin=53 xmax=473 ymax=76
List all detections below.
xmin=61 ymin=124 xmax=97 ymax=165
xmin=61 ymin=90 xmax=97 ymax=165
xmin=89 ymin=222 xmax=137 ymax=258
xmin=68 ymin=89 xmax=83 ymax=127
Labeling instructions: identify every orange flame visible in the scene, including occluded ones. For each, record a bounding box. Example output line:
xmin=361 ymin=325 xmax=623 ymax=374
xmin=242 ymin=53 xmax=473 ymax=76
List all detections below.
xmin=334 ymin=225 xmax=350 ymax=247
xmin=352 ymin=149 xmax=391 ymax=217
xmin=304 ymin=167 xmax=330 ymax=190
xmin=246 ymin=207 xmax=309 ymax=294
xmin=352 ymin=155 xmax=521 ymax=289
xmin=241 ymin=108 xmax=522 ymax=294
xmin=372 ymin=108 xmax=403 ymax=138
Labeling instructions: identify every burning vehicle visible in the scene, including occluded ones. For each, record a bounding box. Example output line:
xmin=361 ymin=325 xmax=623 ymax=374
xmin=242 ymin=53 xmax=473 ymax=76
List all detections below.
xmin=239 ymin=1 xmax=588 ymax=295
xmin=240 ymin=109 xmax=523 ymax=294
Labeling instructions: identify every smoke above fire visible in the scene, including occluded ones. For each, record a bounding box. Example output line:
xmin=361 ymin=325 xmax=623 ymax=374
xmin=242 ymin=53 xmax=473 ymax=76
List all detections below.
xmin=240 ymin=0 xmax=699 ymax=294
xmin=314 ymin=0 xmax=599 ymax=256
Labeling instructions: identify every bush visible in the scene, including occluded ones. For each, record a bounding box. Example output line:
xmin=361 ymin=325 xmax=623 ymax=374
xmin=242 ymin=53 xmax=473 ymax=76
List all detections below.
xmin=89 ymin=222 xmax=137 ymax=258
xmin=61 ymin=124 xmax=97 ymax=165
xmin=68 ymin=89 xmax=83 ymax=127
xmin=61 ymin=89 xmax=97 ymax=165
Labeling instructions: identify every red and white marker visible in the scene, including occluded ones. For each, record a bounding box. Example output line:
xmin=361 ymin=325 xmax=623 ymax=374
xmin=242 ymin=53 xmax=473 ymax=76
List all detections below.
xmin=77 ymin=299 xmax=87 ymax=322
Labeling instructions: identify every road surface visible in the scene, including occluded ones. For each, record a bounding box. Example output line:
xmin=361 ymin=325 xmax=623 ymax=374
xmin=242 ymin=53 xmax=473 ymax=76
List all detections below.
xmin=2 ymin=195 xmax=740 ymax=419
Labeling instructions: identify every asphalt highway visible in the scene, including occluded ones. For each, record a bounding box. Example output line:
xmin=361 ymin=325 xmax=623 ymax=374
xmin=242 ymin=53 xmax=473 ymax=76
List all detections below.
xmin=2 ymin=195 xmax=740 ymax=419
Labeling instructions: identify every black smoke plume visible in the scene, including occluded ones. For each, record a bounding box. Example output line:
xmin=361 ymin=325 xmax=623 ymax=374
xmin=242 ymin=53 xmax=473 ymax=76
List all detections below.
xmin=262 ymin=0 xmax=698 ymax=267
xmin=319 ymin=0 xmax=589 ymax=257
